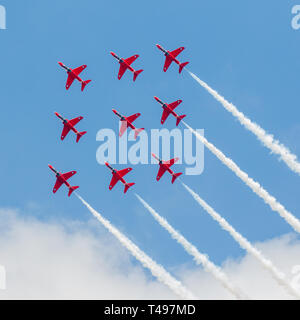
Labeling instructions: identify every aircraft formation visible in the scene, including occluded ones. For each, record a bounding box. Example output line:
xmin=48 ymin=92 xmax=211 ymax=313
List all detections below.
xmin=49 ymin=44 xmax=189 ymax=196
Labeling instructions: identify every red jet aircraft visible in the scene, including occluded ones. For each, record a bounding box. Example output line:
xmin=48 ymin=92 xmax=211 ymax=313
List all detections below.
xmin=152 ymin=153 xmax=182 ymax=184
xmin=48 ymin=165 xmax=79 ymax=197
xmin=110 ymin=52 xmax=143 ymax=81
xmin=156 ymin=44 xmax=189 ymax=73
xmin=112 ymin=109 xmax=144 ymax=139
xmin=58 ymin=62 xmax=91 ymax=91
xmin=105 ymin=162 xmax=135 ymax=194
xmin=154 ymin=97 xmax=186 ymax=126
xmin=55 ymin=112 xmax=87 ymax=143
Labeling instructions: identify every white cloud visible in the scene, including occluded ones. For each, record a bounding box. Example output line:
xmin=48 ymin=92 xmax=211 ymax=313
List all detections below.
xmin=0 ymin=208 xmax=176 ymax=299
xmin=0 ymin=207 xmax=299 ymax=299
xmin=180 ymin=234 xmax=300 ymax=300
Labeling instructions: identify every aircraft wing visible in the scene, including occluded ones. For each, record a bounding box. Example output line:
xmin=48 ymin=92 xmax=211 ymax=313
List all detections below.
xmin=117 ymin=167 xmax=132 ymax=178
xmin=156 ymin=165 xmax=168 ymax=181
xmin=66 ymin=73 xmax=76 ymax=90
xmin=53 ymin=178 xmax=63 ymax=193
xmin=168 ymin=100 xmax=182 ymax=111
xmin=170 ymin=47 xmax=185 ymax=58
xmin=118 ymin=64 xmax=128 ymax=80
xmin=163 ymin=55 xmax=173 ymax=72
xmin=61 ymin=124 xmax=71 ymax=140
xmin=109 ymin=175 xmax=120 ymax=190
xmin=124 ymin=55 xmax=139 ymax=65
xmin=69 ymin=116 xmax=83 ymax=127
xmin=119 ymin=121 xmax=128 ymax=137
xmin=72 ymin=65 xmax=87 ymax=76
xmin=61 ymin=171 xmax=76 ymax=181
xmin=126 ymin=113 xmax=141 ymax=124
xmin=161 ymin=109 xmax=171 ymax=124
xmin=163 ymin=158 xmax=179 ymax=167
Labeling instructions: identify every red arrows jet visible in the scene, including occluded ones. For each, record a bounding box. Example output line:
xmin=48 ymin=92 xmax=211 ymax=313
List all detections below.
xmin=112 ymin=109 xmax=144 ymax=139
xmin=110 ymin=52 xmax=143 ymax=81
xmin=152 ymin=153 xmax=182 ymax=184
xmin=58 ymin=62 xmax=91 ymax=91
xmin=55 ymin=112 xmax=87 ymax=143
xmin=154 ymin=97 xmax=186 ymax=126
xmin=48 ymin=165 xmax=79 ymax=197
xmin=156 ymin=44 xmax=189 ymax=73
xmin=105 ymin=162 xmax=135 ymax=194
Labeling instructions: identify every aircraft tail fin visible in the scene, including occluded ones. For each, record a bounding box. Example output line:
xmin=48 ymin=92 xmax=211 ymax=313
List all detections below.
xmin=134 ymin=128 xmax=144 ymax=139
xmin=179 ymin=62 xmax=189 ymax=74
xmin=176 ymin=115 xmax=186 ymax=126
xmin=124 ymin=183 xmax=135 ymax=194
xmin=133 ymin=69 xmax=143 ymax=81
xmin=68 ymin=186 xmax=79 ymax=197
xmin=81 ymin=80 xmax=92 ymax=91
xmin=76 ymin=131 xmax=87 ymax=143
xmin=171 ymin=172 xmax=182 ymax=184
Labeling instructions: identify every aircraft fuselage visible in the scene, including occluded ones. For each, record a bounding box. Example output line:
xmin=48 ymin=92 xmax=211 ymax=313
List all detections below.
xmin=58 ymin=62 xmax=84 ymax=83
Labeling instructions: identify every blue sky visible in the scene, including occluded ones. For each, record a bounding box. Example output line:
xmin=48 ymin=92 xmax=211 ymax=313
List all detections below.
xmin=1 ymin=0 xmax=300 ymax=275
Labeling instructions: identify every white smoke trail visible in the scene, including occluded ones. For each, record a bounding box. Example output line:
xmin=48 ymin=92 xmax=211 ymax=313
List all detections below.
xmin=182 ymin=121 xmax=300 ymax=234
xmin=135 ymin=193 xmax=248 ymax=300
xmin=181 ymin=182 xmax=300 ymax=300
xmin=76 ymin=193 xmax=197 ymax=300
xmin=187 ymin=70 xmax=300 ymax=176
